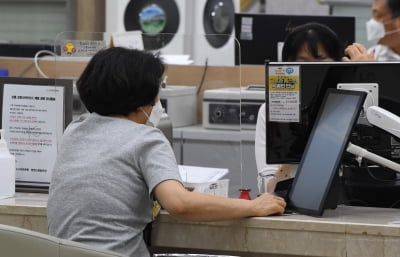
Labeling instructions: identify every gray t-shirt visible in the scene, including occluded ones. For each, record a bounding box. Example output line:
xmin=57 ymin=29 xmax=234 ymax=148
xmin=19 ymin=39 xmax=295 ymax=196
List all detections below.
xmin=47 ymin=113 xmax=182 ymax=257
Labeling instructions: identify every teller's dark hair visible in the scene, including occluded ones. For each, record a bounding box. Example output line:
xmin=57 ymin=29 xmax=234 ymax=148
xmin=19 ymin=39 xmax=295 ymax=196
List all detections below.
xmin=387 ymin=0 xmax=400 ymax=19
xmin=76 ymin=47 xmax=165 ymax=116
xmin=282 ymin=22 xmax=344 ymax=61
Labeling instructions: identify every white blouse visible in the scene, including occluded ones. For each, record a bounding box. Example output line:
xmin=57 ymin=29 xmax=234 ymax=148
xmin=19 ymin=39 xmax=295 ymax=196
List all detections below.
xmin=254 ymin=103 xmax=297 ymax=193
xmin=370 ymin=44 xmax=400 ymax=61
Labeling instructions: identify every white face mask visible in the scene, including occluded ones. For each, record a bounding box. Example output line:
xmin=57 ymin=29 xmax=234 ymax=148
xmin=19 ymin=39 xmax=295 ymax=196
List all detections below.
xmin=366 ymin=18 xmax=400 ymax=44
xmin=366 ymin=18 xmax=386 ymax=44
xmin=141 ymin=101 xmax=164 ymax=127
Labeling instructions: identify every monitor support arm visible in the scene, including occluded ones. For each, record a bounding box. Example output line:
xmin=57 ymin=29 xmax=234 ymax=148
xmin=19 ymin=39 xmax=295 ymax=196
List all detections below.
xmin=346 ymin=105 xmax=400 ymax=173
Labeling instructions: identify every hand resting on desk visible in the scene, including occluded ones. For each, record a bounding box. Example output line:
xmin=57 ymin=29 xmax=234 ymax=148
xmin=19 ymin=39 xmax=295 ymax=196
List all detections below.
xmin=154 ymin=180 xmax=287 ymax=221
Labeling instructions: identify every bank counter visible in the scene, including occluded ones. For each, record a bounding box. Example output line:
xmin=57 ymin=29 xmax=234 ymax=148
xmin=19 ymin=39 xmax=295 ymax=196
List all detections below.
xmin=1 ymin=193 xmax=400 ymax=257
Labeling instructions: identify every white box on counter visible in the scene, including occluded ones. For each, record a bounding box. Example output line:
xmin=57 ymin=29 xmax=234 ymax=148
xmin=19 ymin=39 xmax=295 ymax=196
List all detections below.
xmin=178 ymin=165 xmax=229 ymax=197
xmin=183 ymin=179 xmax=229 ymax=197
xmin=160 ymin=85 xmax=197 ymax=127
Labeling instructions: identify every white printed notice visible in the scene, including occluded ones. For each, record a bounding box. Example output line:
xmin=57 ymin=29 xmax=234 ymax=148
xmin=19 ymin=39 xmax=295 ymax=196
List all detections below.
xmin=2 ymin=84 xmax=64 ymax=185
xmin=268 ymin=65 xmax=300 ymax=122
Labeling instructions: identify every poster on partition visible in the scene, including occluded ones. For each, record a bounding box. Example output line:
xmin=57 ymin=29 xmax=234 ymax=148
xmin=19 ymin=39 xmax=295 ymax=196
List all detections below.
xmin=268 ymin=65 xmax=301 ymax=122
xmin=2 ymin=84 xmax=64 ymax=184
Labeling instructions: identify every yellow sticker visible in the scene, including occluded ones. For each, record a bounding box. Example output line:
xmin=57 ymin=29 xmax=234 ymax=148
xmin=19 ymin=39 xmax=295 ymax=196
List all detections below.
xmin=152 ymin=201 xmax=161 ymax=220
xmin=268 ymin=65 xmax=301 ymax=122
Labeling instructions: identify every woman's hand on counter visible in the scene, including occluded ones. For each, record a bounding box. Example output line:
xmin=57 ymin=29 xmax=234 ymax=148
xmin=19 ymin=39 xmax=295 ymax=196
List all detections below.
xmin=154 ymin=179 xmax=287 ymax=221
xmin=251 ymin=193 xmax=286 ymax=216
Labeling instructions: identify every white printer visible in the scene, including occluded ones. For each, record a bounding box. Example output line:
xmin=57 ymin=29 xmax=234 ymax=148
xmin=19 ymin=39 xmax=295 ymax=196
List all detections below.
xmin=202 ymin=85 xmax=265 ymax=130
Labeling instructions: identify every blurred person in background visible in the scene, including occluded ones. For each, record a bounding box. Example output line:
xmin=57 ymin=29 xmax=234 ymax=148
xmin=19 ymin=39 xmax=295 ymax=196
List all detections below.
xmin=344 ymin=0 xmax=400 ymax=61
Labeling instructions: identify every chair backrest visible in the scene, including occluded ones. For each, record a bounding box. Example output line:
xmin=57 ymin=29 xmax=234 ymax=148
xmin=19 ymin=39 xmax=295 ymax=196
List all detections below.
xmin=0 ymin=224 xmax=128 ymax=257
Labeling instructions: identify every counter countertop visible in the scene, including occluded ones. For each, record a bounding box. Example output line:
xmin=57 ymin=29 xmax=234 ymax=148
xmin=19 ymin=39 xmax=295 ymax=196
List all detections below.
xmin=153 ymin=206 xmax=400 ymax=257
xmin=0 ymin=193 xmax=48 ymax=234
xmin=154 ymin=205 xmax=400 ymax=236
xmin=0 ymin=193 xmax=47 ymax=216
xmin=2 ymin=193 xmax=400 ymax=256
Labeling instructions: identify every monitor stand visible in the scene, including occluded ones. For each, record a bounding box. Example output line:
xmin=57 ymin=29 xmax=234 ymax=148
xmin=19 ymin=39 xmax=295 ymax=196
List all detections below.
xmin=273 ymin=177 xmax=294 ymax=200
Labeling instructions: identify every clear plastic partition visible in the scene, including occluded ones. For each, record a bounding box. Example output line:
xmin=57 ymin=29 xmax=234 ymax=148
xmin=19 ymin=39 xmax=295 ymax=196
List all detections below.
xmin=52 ymin=31 xmax=107 ymax=122
xmin=52 ymin=31 xmax=240 ymax=69
xmin=0 ymin=30 xmax=86 ymax=190
xmin=238 ymin=85 xmax=265 ymax=199
xmin=49 ymin=31 xmax=247 ymax=198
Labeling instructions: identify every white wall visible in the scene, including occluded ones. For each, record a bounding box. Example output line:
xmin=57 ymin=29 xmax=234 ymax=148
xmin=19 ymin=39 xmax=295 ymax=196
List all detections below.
xmin=265 ymin=0 xmax=330 ymax=15
xmin=0 ymin=0 xmax=72 ymax=43
xmin=332 ymin=6 xmax=371 ymax=48
xmin=246 ymin=0 xmax=329 ymax=15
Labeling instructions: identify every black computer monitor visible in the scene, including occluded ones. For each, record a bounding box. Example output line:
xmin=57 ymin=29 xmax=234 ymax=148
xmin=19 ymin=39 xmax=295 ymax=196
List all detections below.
xmin=286 ymin=89 xmax=366 ymax=216
xmin=265 ymin=62 xmax=400 ymax=164
xmin=266 ymin=62 xmax=400 ymax=208
xmin=234 ymin=13 xmax=355 ymax=65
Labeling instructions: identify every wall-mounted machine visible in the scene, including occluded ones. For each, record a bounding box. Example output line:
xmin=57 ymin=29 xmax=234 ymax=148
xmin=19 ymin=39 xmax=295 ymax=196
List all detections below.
xmin=190 ymin=0 xmax=240 ymax=66
xmin=106 ymin=0 xmax=239 ymax=66
xmin=105 ymin=0 xmax=191 ymax=54
xmin=202 ymin=85 xmax=265 ymax=130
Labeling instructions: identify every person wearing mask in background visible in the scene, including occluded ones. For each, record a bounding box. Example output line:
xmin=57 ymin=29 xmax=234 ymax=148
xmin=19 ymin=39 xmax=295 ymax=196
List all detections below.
xmin=344 ymin=0 xmax=400 ymax=61
xmin=47 ymin=47 xmax=286 ymax=257
xmin=255 ymin=22 xmax=344 ymax=193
